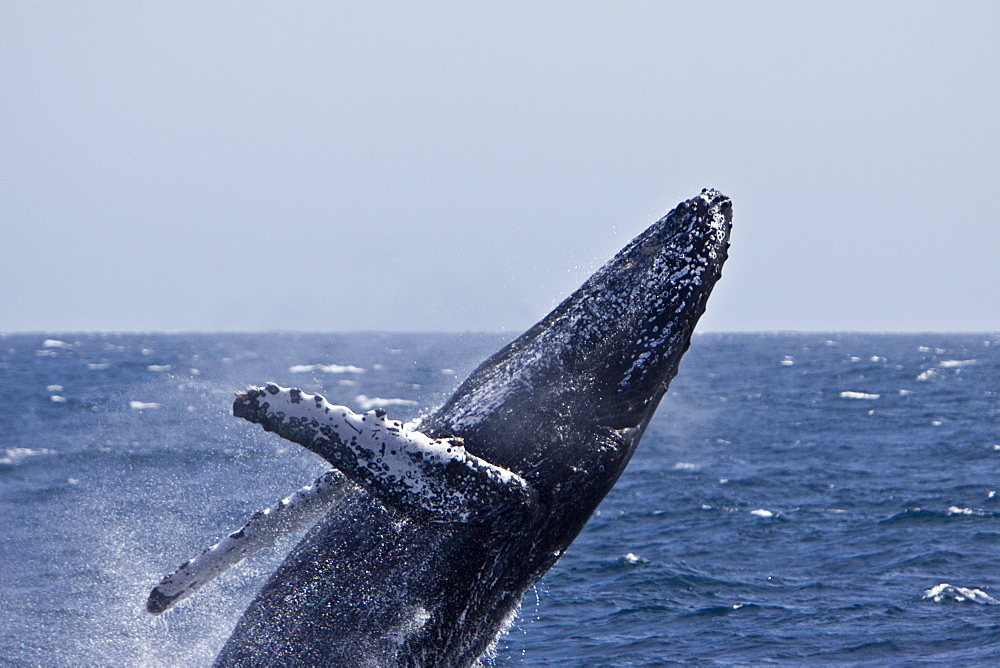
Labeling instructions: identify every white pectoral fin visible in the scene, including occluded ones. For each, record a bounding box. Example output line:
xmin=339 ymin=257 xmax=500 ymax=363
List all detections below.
xmin=233 ymin=384 xmax=536 ymax=521
xmin=147 ymin=385 xmax=536 ymax=615
xmin=147 ymin=470 xmax=347 ymax=615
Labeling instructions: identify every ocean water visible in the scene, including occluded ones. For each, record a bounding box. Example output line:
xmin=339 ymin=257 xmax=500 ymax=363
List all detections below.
xmin=2 ymin=331 xmax=998 ymax=666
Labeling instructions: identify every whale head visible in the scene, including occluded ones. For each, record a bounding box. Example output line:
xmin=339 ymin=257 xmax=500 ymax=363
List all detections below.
xmin=421 ymin=189 xmax=732 ymax=547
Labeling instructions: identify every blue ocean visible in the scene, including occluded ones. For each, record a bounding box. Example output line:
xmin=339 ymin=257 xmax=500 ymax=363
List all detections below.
xmin=2 ymin=332 xmax=998 ymax=665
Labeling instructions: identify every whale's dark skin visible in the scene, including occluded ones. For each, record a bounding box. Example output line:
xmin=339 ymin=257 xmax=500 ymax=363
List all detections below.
xmin=214 ymin=190 xmax=732 ymax=666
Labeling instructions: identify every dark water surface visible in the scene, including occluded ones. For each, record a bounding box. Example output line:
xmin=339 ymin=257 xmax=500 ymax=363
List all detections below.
xmin=2 ymin=332 xmax=998 ymax=665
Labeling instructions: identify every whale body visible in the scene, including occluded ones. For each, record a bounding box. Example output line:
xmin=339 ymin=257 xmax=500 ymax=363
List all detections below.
xmin=150 ymin=189 xmax=732 ymax=665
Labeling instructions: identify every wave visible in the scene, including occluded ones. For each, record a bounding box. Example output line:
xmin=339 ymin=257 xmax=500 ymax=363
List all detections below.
xmin=839 ymin=391 xmax=880 ymax=400
xmin=289 ymin=363 xmax=365 ymax=374
xmin=938 ymin=360 xmax=976 ymax=368
xmin=923 ymin=583 xmax=999 ymax=605
xmin=611 ymin=553 xmax=650 ymax=568
xmin=354 ymin=395 xmax=419 ymax=411
xmin=681 ymin=602 xmax=766 ymax=618
xmin=881 ymin=507 xmax=1000 ymax=524
xmin=0 ymin=447 xmax=57 ymax=465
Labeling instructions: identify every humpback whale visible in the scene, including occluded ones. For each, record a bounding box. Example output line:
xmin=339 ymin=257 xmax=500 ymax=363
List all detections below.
xmin=148 ymin=189 xmax=732 ymax=665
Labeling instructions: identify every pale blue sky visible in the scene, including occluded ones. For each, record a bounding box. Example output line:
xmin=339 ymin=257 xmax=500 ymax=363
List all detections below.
xmin=2 ymin=2 xmax=998 ymax=333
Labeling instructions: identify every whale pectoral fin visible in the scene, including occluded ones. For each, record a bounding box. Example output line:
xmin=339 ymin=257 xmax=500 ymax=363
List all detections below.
xmin=146 ymin=470 xmax=347 ymax=615
xmin=233 ymin=383 xmax=536 ymax=521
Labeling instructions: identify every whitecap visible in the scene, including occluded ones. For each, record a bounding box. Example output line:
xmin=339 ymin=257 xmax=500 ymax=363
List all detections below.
xmin=780 ymin=356 xmax=794 ymax=366
xmin=923 ymin=583 xmax=999 ymax=605
xmin=916 ymin=369 xmax=937 ymax=381
xmin=321 ymin=364 xmax=364 ymax=374
xmin=147 ymin=365 xmax=172 ymax=372
xmin=839 ymin=391 xmax=880 ymax=400
xmin=672 ymin=462 xmax=697 ymax=471
xmin=47 ymin=384 xmax=63 ymax=392
xmin=290 ymin=364 xmax=365 ymax=374
xmin=621 ymin=552 xmax=649 ymax=565
xmin=50 ymin=395 xmax=67 ymax=403
xmin=129 ymin=400 xmax=161 ymax=410
xmin=751 ymin=509 xmax=774 ymax=518
xmin=87 ymin=363 xmax=110 ymax=370
xmin=946 ymin=506 xmax=987 ymax=517
xmin=939 ymin=359 xmax=975 ymax=368
xmin=354 ymin=395 xmax=419 ymax=411
xmin=43 ymin=339 xmax=70 ymax=349
xmin=1 ymin=447 xmax=56 ymax=465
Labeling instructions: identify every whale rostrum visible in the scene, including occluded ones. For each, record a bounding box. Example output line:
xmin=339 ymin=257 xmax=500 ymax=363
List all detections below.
xmin=148 ymin=188 xmax=732 ymax=666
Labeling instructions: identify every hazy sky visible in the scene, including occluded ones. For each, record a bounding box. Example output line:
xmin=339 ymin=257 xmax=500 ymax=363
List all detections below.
xmin=3 ymin=2 xmax=998 ymax=333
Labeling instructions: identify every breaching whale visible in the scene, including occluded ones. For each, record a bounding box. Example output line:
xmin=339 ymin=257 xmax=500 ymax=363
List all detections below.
xmin=148 ymin=189 xmax=732 ymax=665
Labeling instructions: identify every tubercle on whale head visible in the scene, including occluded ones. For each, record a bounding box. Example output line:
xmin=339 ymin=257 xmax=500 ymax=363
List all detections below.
xmin=589 ymin=188 xmax=732 ymax=427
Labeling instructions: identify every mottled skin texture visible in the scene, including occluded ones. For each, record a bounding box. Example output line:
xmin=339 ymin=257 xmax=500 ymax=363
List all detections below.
xmin=215 ymin=190 xmax=732 ymax=666
xmin=230 ymin=385 xmax=534 ymax=520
